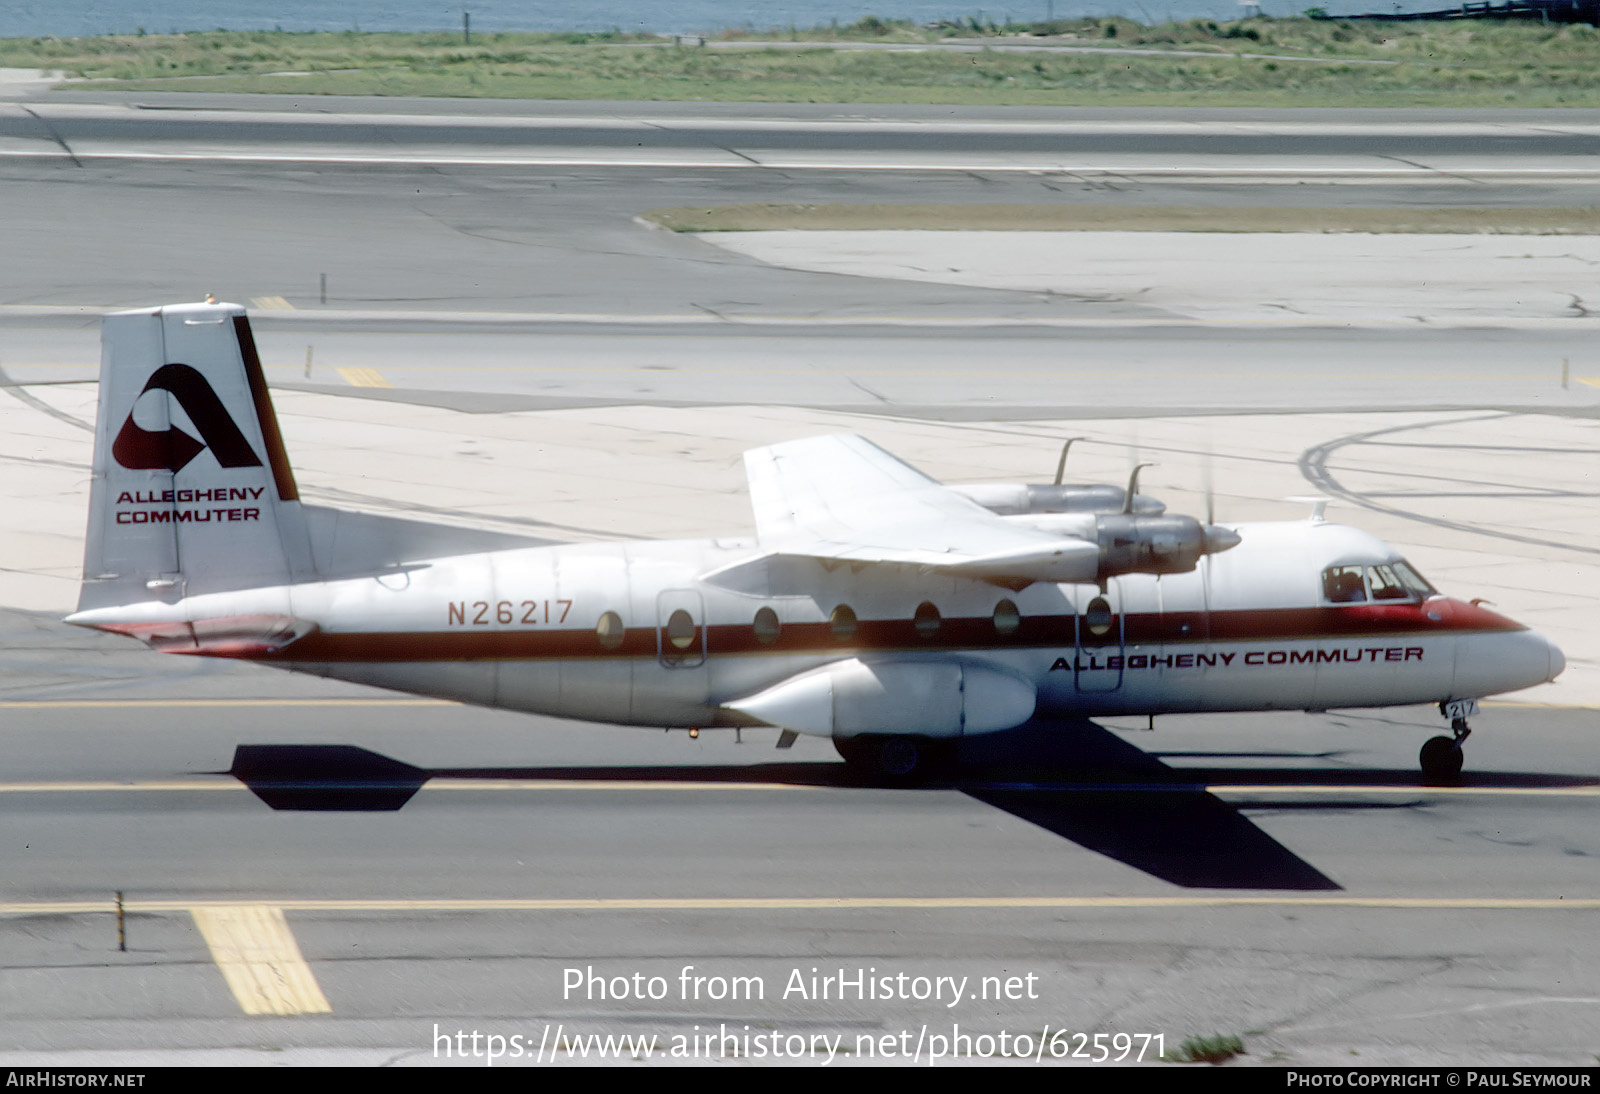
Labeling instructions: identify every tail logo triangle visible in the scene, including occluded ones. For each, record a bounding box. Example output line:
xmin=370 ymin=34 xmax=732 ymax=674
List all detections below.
xmin=112 ymin=363 xmax=263 ymax=473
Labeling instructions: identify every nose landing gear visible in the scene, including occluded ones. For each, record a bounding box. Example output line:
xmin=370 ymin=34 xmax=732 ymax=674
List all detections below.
xmin=1420 ymin=699 xmax=1476 ymax=782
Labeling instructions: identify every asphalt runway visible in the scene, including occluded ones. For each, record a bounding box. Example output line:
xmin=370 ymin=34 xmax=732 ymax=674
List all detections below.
xmin=0 ymin=93 xmax=1596 ymax=1066
xmin=0 ymin=611 xmax=1595 ymax=1064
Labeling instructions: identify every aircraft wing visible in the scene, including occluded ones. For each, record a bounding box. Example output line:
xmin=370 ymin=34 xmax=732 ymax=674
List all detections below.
xmin=743 ymin=434 xmax=1099 ymax=582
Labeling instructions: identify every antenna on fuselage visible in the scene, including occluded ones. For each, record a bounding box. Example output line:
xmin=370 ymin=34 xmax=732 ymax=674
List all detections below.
xmin=1287 ymin=495 xmax=1330 ymax=522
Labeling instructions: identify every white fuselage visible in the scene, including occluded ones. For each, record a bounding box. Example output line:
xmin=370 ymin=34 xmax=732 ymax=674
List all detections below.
xmin=86 ymin=520 xmax=1562 ymax=736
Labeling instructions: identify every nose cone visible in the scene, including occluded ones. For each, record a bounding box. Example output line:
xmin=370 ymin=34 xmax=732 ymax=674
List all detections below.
xmin=1455 ymin=626 xmax=1565 ymax=697
xmin=1546 ymin=636 xmax=1566 ymax=682
xmin=1203 ymin=524 xmax=1242 ymax=555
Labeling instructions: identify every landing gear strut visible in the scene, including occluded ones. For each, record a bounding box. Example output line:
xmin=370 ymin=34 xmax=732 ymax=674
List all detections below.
xmin=1420 ymin=702 xmax=1474 ymax=781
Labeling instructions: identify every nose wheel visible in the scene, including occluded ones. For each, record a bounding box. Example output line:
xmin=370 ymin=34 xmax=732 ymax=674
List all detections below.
xmin=1420 ymin=711 xmax=1473 ymax=782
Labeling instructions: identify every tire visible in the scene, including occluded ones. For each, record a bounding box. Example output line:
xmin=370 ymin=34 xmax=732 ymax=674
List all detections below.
xmin=834 ymin=735 xmax=951 ymax=783
xmin=1419 ymin=735 xmax=1463 ymax=781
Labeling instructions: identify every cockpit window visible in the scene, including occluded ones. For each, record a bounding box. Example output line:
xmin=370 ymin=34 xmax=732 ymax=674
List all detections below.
xmin=1322 ymin=566 xmax=1367 ymax=603
xmin=1325 ymin=560 xmax=1437 ymax=604
xmin=1392 ymin=560 xmax=1436 ymax=598
xmin=1368 ymin=564 xmax=1409 ymax=601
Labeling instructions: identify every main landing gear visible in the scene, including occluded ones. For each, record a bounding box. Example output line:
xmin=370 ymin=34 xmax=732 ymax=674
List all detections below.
xmin=1420 ymin=699 xmax=1476 ymax=782
xmin=834 ymin=734 xmax=953 ymax=784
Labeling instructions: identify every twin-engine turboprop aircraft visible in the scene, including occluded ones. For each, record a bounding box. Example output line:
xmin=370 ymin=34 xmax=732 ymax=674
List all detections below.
xmin=68 ymin=303 xmax=1565 ymax=782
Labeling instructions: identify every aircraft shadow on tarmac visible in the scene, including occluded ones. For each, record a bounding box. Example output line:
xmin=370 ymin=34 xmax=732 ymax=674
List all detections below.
xmin=223 ymin=719 xmax=1595 ymax=892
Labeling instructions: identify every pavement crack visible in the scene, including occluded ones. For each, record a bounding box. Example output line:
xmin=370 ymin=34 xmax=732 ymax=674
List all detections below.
xmin=1374 ymin=153 xmax=1483 ymax=185
xmin=638 ymin=118 xmax=774 ymax=172
xmin=18 ymin=106 xmax=81 ymax=168
xmin=845 ymin=376 xmax=890 ymax=404
xmin=1267 ymin=955 xmax=1460 ymax=1038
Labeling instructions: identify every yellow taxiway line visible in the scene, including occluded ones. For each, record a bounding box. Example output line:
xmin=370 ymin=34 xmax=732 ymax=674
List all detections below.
xmin=0 ymin=698 xmax=451 ymax=708
xmin=1 ymin=697 xmax=1584 ymax=711
xmin=1 ymin=895 xmax=1596 ymax=916
xmin=335 ymin=366 xmax=393 ymax=388
xmin=11 ymin=889 xmax=1598 ymax=1020
xmin=0 ymin=778 xmax=1591 ymax=798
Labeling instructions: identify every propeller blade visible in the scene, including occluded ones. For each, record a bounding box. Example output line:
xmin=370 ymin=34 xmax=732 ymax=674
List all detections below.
xmin=1053 ymin=436 xmax=1087 ymax=486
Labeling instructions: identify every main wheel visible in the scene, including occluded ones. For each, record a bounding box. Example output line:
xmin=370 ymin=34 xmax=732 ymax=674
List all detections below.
xmin=1419 ymin=735 xmax=1464 ymax=781
xmin=834 ymin=735 xmax=951 ymax=783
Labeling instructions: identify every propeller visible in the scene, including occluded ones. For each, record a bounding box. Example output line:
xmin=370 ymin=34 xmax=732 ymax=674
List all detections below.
xmin=1053 ymin=436 xmax=1087 ymax=486
xmin=1123 ymin=462 xmax=1156 ymax=514
xmin=1200 ymin=446 xmax=1239 ymax=556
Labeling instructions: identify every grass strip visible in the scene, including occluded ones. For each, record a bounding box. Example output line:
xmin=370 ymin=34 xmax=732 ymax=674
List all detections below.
xmin=6 ymin=19 xmax=1600 ymax=107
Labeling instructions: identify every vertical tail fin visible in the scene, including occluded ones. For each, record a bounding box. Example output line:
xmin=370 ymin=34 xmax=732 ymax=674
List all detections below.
xmin=78 ymin=302 xmax=312 ymax=610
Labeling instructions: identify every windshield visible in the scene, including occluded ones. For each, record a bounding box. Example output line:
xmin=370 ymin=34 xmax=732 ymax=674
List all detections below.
xmin=1322 ymin=560 xmax=1437 ymax=604
xmin=1392 ymin=559 xmax=1437 ymax=597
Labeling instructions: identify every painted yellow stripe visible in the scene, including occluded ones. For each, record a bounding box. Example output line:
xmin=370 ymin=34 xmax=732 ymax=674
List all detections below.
xmin=249 ymin=296 xmax=294 ymax=311
xmin=2 ymin=698 xmax=1588 ymax=712
xmin=1576 ymin=377 xmax=1600 ymax=387
xmin=0 ymin=778 xmax=818 ymax=794
xmin=1 ymin=895 xmax=1597 ymax=917
xmin=0 ymin=778 xmax=1590 ymax=798
xmin=0 ymin=698 xmax=450 ymax=708
xmin=316 ymin=363 xmax=1573 ymax=380
xmin=1209 ymin=784 xmax=1600 ymax=798
xmin=190 ymin=905 xmax=331 ymax=1016
xmin=25 ymin=895 xmax=1600 ymax=914
xmin=335 ymin=366 xmax=392 ymax=388
xmin=0 ymin=780 xmax=238 ymax=793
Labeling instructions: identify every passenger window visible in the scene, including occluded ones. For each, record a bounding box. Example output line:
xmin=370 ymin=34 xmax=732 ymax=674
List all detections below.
xmin=913 ymin=601 xmax=941 ymax=639
xmin=596 ymin=610 xmax=625 ymax=650
xmin=829 ymin=604 xmax=857 ymax=641
xmin=753 ymin=606 xmax=780 ymax=645
xmin=1322 ymin=566 xmax=1367 ymax=603
xmin=1083 ymin=596 xmax=1114 ymax=636
xmin=1368 ymin=564 xmax=1410 ymax=601
xmin=665 ymin=609 xmax=697 ymax=650
xmin=993 ymin=599 xmax=1022 ymax=637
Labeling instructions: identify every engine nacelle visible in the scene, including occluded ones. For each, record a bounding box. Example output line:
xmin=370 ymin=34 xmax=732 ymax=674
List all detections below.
xmin=952 ymin=482 xmax=1165 ymax=516
xmin=1094 ymin=514 xmax=1241 ymax=579
xmin=722 ymin=658 xmax=1037 ymax=739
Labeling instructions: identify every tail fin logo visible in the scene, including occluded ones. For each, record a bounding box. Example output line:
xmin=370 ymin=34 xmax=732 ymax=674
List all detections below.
xmin=112 ymin=363 xmax=263 ymax=473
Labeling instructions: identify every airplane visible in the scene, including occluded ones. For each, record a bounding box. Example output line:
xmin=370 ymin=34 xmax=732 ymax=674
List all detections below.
xmin=66 ymin=302 xmax=1565 ymax=784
